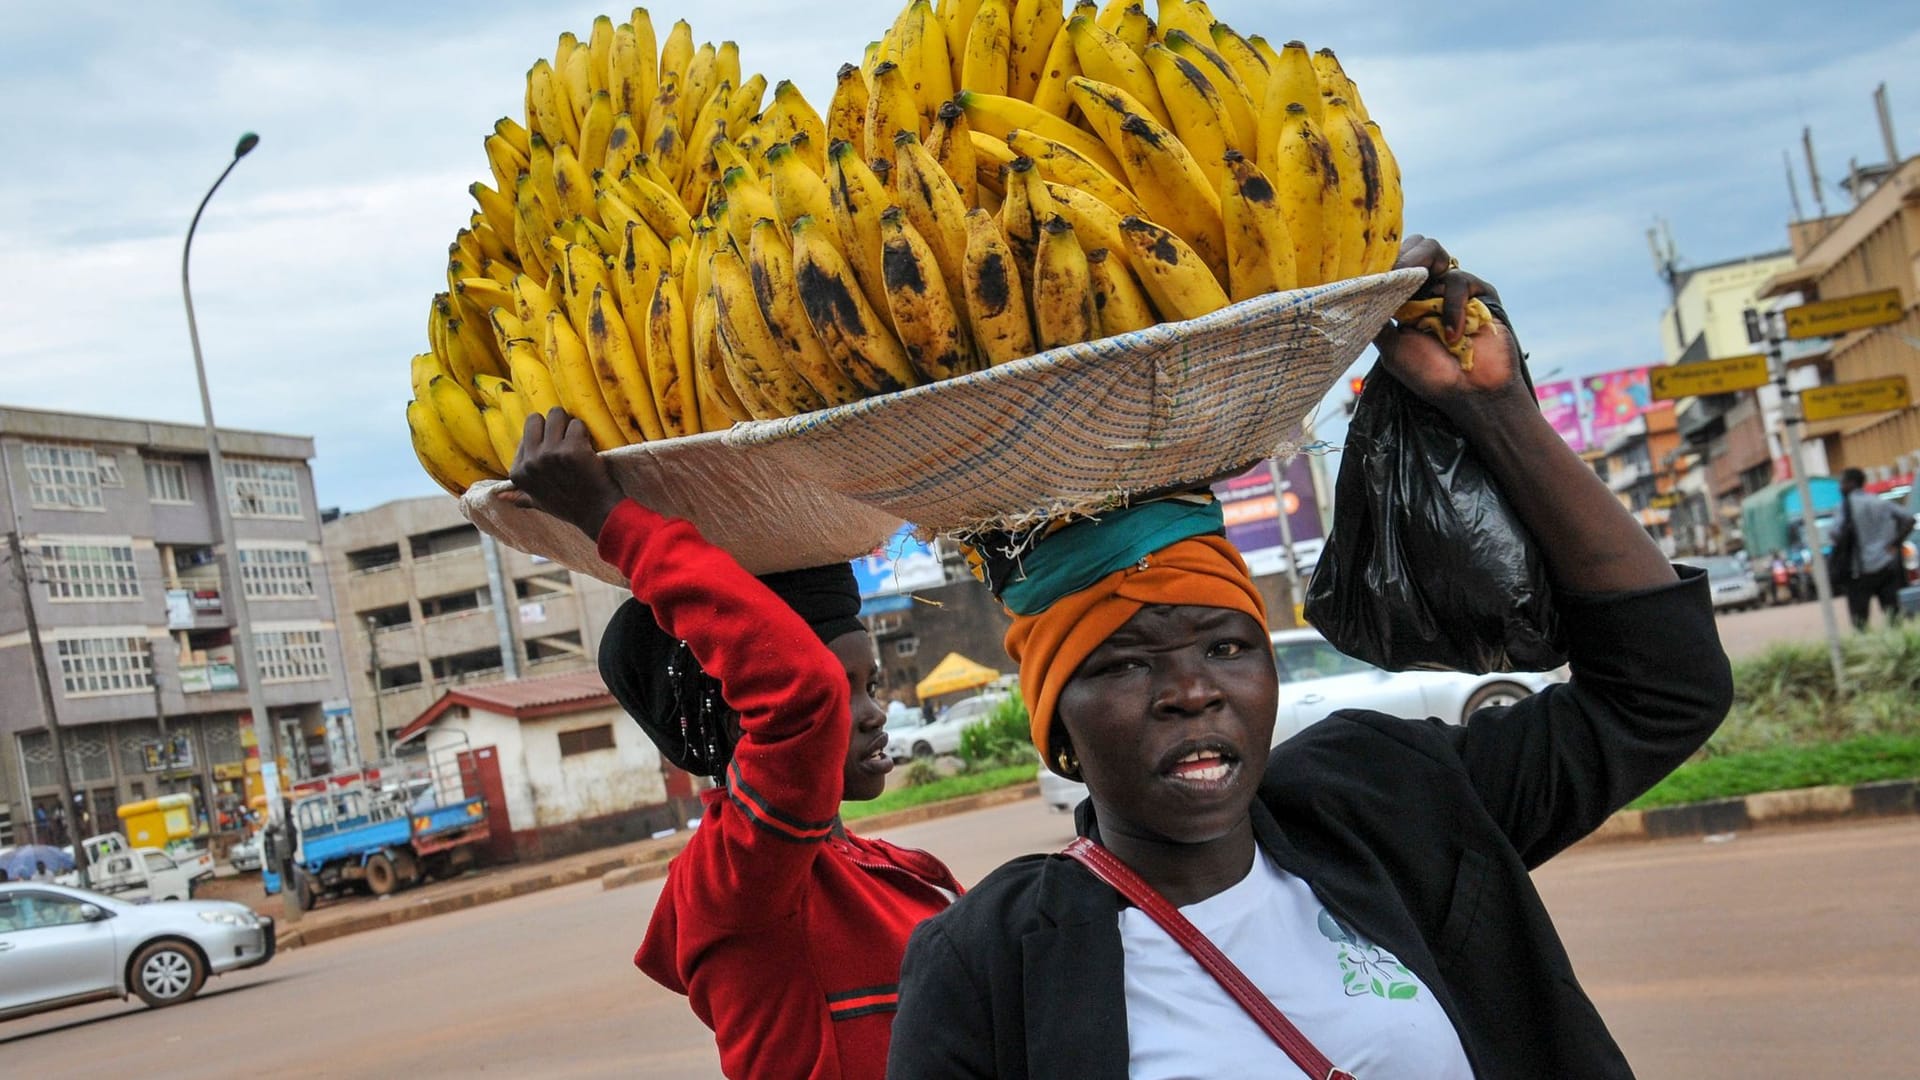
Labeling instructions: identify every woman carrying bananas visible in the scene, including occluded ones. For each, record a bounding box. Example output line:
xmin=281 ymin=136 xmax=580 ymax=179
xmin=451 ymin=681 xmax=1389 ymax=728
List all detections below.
xmin=505 ymin=416 xmax=961 ymax=1080
xmin=886 ymin=239 xmax=1735 ymax=1079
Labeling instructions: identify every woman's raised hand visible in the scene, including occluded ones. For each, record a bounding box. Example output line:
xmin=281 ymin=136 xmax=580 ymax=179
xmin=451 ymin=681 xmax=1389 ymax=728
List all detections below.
xmin=502 ymin=407 xmax=628 ymax=540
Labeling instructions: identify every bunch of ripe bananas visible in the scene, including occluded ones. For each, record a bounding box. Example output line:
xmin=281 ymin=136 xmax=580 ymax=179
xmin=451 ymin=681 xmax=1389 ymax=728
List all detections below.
xmin=409 ymin=0 xmax=1403 ymax=497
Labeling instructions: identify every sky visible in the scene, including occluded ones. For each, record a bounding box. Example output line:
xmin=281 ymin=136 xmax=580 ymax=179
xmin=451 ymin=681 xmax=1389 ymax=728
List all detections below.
xmin=2 ymin=1 xmax=1916 ymax=516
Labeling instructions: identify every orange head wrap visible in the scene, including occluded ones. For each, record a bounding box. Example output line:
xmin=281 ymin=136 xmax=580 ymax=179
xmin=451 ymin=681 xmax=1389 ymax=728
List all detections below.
xmin=1003 ymin=535 xmax=1268 ymax=774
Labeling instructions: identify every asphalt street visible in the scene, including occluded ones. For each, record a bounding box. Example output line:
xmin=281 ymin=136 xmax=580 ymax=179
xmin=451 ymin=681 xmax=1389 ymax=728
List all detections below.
xmin=5 ymin=801 xmax=1916 ymax=1079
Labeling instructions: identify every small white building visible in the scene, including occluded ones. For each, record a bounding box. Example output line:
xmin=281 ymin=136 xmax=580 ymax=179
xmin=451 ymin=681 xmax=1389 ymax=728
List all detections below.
xmin=395 ymin=670 xmax=696 ymax=861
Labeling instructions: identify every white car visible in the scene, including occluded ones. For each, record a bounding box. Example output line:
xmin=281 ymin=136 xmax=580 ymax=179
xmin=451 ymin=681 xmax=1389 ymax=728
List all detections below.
xmin=0 ymin=882 xmax=275 ymax=1021
xmin=888 ymin=692 xmax=1013 ymax=762
xmin=1682 ymin=555 xmax=1764 ymax=612
xmin=1040 ymin=627 xmax=1566 ymax=811
xmin=228 ymin=834 xmax=263 ymax=873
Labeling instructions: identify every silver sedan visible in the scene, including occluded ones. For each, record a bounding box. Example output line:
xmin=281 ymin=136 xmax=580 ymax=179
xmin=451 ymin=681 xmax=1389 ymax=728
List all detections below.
xmin=0 ymin=882 xmax=275 ymax=1022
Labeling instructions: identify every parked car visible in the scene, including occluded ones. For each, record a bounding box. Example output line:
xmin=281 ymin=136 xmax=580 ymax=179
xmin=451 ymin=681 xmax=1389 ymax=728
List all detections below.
xmin=887 ymin=691 xmax=1013 ymax=761
xmin=1683 ymin=555 xmax=1764 ymax=612
xmin=228 ymin=834 xmax=263 ymax=873
xmin=0 ymin=882 xmax=275 ymax=1021
xmin=1040 ymin=627 xmax=1566 ymax=811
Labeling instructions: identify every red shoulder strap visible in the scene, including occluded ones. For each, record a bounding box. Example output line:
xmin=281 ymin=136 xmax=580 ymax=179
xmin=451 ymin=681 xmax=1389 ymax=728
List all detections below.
xmin=1063 ymin=837 xmax=1356 ymax=1080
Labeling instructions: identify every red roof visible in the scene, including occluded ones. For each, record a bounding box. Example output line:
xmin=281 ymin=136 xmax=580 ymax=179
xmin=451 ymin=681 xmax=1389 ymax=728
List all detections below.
xmin=395 ymin=669 xmax=618 ymax=743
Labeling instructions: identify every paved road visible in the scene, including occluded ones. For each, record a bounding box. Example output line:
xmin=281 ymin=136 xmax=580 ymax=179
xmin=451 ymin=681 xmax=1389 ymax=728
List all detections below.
xmin=5 ymin=801 xmax=1915 ymax=1078
xmin=1712 ymin=594 xmax=1884 ymax=659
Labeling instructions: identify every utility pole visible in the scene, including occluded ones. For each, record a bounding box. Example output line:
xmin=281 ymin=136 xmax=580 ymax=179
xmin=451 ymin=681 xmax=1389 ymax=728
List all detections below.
xmin=6 ymin=531 xmax=91 ymax=886
xmin=366 ymin=615 xmax=390 ymax=762
xmin=1765 ymin=315 xmax=1848 ymax=693
xmin=148 ymin=638 xmax=173 ymax=796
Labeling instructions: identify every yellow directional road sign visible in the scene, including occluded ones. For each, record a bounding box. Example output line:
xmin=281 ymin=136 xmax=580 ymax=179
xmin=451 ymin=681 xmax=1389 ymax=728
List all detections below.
xmin=1783 ymin=288 xmax=1905 ymax=341
xmin=1649 ymin=353 xmax=1770 ymax=401
xmin=1800 ymin=376 xmax=1911 ymax=423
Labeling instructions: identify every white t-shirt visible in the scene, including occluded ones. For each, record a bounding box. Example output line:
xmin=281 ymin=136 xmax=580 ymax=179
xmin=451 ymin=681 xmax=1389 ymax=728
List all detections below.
xmin=1119 ymin=852 xmax=1473 ymax=1079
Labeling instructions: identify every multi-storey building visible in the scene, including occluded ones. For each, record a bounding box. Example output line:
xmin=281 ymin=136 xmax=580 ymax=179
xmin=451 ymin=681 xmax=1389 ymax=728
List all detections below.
xmin=0 ymin=406 xmax=351 ymax=848
xmin=322 ymin=495 xmax=629 ymax=756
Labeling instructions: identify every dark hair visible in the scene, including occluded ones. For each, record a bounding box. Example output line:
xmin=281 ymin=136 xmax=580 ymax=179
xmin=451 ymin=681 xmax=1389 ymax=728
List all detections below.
xmin=1841 ymin=467 xmax=1867 ymax=489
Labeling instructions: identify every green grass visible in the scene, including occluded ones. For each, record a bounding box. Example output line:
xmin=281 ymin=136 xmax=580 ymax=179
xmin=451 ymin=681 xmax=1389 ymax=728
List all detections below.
xmin=1629 ymin=734 xmax=1920 ymax=810
xmin=841 ymin=763 xmax=1038 ymax=821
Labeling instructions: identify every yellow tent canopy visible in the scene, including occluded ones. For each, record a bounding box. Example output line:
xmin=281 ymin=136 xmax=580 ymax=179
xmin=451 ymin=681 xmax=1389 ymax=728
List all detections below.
xmin=915 ymin=652 xmax=1002 ymax=700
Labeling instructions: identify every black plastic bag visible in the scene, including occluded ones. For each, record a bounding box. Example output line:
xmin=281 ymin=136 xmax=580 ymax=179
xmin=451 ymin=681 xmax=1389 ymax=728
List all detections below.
xmin=1302 ymin=352 xmax=1566 ymax=674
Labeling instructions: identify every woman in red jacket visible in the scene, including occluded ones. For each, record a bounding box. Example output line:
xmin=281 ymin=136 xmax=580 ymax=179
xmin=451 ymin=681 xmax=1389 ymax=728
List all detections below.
xmin=506 ymin=414 xmax=961 ymax=1080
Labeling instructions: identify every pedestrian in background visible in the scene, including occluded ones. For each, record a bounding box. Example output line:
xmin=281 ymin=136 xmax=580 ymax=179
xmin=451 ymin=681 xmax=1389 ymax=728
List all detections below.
xmin=1834 ymin=467 xmax=1914 ymax=631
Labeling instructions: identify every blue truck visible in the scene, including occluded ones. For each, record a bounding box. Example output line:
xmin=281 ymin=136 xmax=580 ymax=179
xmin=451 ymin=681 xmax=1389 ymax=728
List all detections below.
xmin=265 ymin=743 xmax=491 ymax=911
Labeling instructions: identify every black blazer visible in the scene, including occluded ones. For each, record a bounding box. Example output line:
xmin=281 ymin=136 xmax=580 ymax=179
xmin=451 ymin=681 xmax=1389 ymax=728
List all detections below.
xmin=889 ymin=568 xmax=1732 ymax=1079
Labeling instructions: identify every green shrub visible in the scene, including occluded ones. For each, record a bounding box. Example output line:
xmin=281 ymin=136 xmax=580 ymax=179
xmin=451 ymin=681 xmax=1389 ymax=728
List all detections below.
xmin=957 ymin=692 xmax=1037 ymax=770
xmin=1708 ymin=624 xmax=1920 ymax=757
xmin=903 ymin=760 xmax=943 ymax=787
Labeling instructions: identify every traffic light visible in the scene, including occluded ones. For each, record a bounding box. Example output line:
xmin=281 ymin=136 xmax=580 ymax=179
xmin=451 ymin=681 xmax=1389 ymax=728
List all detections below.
xmin=1743 ymin=308 xmax=1764 ymax=345
xmin=1349 ymin=376 xmax=1367 ymax=397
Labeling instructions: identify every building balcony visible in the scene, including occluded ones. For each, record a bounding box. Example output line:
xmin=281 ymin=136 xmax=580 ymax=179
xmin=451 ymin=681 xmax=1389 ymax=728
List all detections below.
xmin=419 ymin=607 xmax=503 ymax=659
xmin=1606 ymin=463 xmax=1648 ymax=494
xmin=411 ymin=551 xmax=490 ymax=604
xmin=179 ymin=661 xmax=242 ymax=694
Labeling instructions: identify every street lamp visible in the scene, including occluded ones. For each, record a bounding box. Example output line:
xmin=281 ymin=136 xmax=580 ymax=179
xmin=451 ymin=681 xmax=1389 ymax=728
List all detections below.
xmin=180 ymin=134 xmax=293 ymax=895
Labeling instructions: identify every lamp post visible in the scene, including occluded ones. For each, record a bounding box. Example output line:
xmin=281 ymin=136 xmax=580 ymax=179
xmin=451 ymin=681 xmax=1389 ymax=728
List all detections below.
xmin=181 ymin=134 xmax=296 ymax=914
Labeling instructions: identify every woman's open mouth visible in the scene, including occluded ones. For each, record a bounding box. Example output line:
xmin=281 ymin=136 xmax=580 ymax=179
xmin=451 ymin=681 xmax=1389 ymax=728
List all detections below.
xmin=858 ymin=739 xmax=894 ymax=774
xmin=1157 ymin=739 xmax=1242 ymax=793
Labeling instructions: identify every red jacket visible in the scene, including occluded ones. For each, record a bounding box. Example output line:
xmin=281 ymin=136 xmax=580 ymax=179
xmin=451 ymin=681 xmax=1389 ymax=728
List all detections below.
xmin=598 ymin=501 xmax=961 ymax=1080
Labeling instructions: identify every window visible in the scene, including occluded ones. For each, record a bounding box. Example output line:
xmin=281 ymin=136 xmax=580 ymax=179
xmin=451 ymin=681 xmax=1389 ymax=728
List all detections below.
xmin=37 ymin=540 xmax=141 ymax=600
xmin=0 ymin=892 xmax=94 ymax=931
xmin=145 ymin=458 xmax=191 ymax=504
xmin=56 ymin=635 xmax=154 ymax=695
xmin=225 ymin=459 xmax=303 ymax=519
xmin=96 ymin=454 xmax=123 ymax=487
xmin=558 ymin=725 xmax=616 ymax=756
xmin=254 ymin=629 xmax=331 ymax=683
xmin=239 ymin=545 xmax=316 ymax=599
xmin=24 ymin=443 xmax=103 ymax=510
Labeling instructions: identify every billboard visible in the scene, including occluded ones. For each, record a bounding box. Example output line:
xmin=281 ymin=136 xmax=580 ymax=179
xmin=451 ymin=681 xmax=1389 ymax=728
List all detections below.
xmin=1213 ymin=456 xmax=1325 ymax=577
xmin=1534 ymin=379 xmax=1587 ymax=454
xmin=852 ymin=525 xmax=946 ymax=599
xmin=1585 ymin=367 xmax=1653 ymax=450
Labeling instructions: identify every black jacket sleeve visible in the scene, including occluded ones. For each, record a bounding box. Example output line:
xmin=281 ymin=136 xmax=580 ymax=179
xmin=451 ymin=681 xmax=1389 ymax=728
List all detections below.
xmin=890 ymin=919 xmax=997 ymax=1078
xmin=1442 ymin=565 xmax=1732 ymax=866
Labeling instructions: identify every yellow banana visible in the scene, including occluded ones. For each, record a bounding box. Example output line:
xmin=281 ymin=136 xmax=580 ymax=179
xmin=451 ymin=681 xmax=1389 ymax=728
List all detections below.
xmin=559 ymin=242 xmax=615 ymax=342
xmin=1068 ymin=77 xmax=1227 ymax=282
xmin=689 ymin=287 xmax=740 ymax=429
xmin=494 ymin=116 xmax=531 ymax=158
xmin=617 ymin=167 xmax=694 ymax=243
xmin=1030 ymin=11 xmax=1082 ymax=119
xmin=892 ymin=131 xmax=972 ymax=304
xmin=1110 ymin=4 xmax=1154 ymax=58
xmin=999 ymin=156 xmax=1053 ymax=268
xmin=480 ymin=405 xmax=521 ymax=475
xmin=428 ymin=375 xmax=504 ymax=473
xmin=472 ymin=181 xmax=517 ymax=245
xmin=1161 ymin=30 xmax=1255 ymax=154
xmin=1209 ymin=23 xmax=1269 ymax=107
xmin=961 ymin=207 xmax=1036 ymax=365
xmin=769 ymin=81 xmax=830 ymax=173
xmin=1154 ymin=0 xmax=1215 ymax=51
xmin=587 ymin=17 xmax=615 ymax=96
xmin=1065 ymin=15 xmax=1169 ymax=129
xmin=721 ymin=165 xmax=779 ymax=254
xmin=644 ymin=266 xmax=701 ymax=437
xmin=579 ymin=91 xmax=616 ymax=173
xmin=865 ymin=60 xmax=922 ymax=166
xmin=494 ymin=387 xmax=532 ymax=448
xmin=527 ymin=60 xmax=580 ymax=149
xmin=1117 ymin=215 xmax=1229 ymax=320
xmin=659 ymin=19 xmax=695 ymax=93
xmin=731 ymin=74 xmax=770 ymax=136
xmin=1006 ymin=128 xmax=1144 ymax=218
xmin=542 ymin=310 xmax=626 ymax=451
xmin=791 ymin=215 xmax=919 ymax=394
xmin=826 ymin=139 xmax=900 ymax=335
xmin=1268 ymin=101 xmax=1333 ymax=287
xmin=1320 ymin=98 xmax=1377 ymax=282
xmin=411 ymin=353 xmax=447 ymax=403
xmin=968 ymin=130 xmax=1017 ymax=198
xmin=511 ymin=175 xmax=553 ymax=285
xmin=1009 ymin=0 xmax=1067 ymax=101
xmin=683 ymin=43 xmax=720 ymax=124
xmin=1258 ymin=40 xmax=1324 ymax=179
xmin=893 ymin=0 xmax=956 ymax=135
xmin=408 ymin=398 xmax=493 ymax=496
xmin=767 ymin=139 xmax=837 ymax=242
xmin=561 ymin=43 xmax=594 ymax=132
xmin=1220 ymin=150 xmax=1296 ymax=301
xmin=955 ymin=89 xmax=1125 ymax=181
xmin=747 ymin=219 xmax=865 ymax=406
xmin=1085 ymin=246 xmax=1157 ymax=334
xmin=1313 ymin=48 xmax=1366 ymax=122
xmin=552 ymin=144 xmax=598 ymax=224
xmin=473 ymin=372 xmax=512 ymax=408
xmin=506 ymin=339 xmax=564 ymax=416
xmin=1032 ymin=215 xmax=1098 ymax=350
xmin=711 ymin=241 xmax=831 ymax=416
xmin=489 ymin=306 xmax=532 ymax=358
xmin=609 ymin=19 xmax=657 ymax=122
xmin=880 ymin=206 xmax=976 ymax=383
xmin=1143 ymin=43 xmax=1238 ymax=191
xmin=1363 ymin=120 xmax=1403 ymax=275
xmin=962 ymin=0 xmax=1013 ymax=97
xmin=455 ymin=276 xmax=516 ymax=317
xmin=614 ymin=219 xmax=670 ymax=343
xmin=585 ymin=283 xmax=668 ymax=442
xmin=484 ymin=134 xmax=530 ymax=206
xmin=826 ymin=63 xmax=871 ymax=153
xmin=529 ymin=133 xmax=563 ymax=226
xmin=927 ymin=101 xmax=982 ymax=209
xmin=715 ymin=41 xmax=743 ymax=103
xmin=1043 ymin=181 xmax=1128 ymax=259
